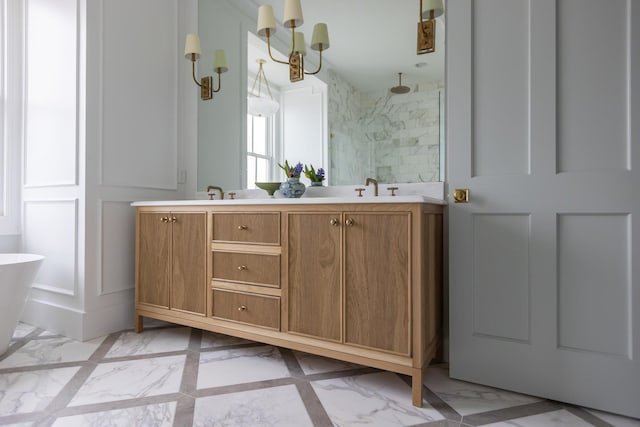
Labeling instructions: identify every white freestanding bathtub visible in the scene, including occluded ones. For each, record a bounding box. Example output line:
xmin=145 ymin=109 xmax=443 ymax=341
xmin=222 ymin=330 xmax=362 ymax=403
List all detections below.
xmin=0 ymin=253 xmax=44 ymax=355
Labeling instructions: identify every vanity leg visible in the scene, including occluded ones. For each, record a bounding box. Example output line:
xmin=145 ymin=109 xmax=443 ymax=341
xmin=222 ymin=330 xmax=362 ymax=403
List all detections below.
xmin=134 ymin=314 xmax=144 ymax=333
xmin=412 ymin=368 xmax=424 ymax=407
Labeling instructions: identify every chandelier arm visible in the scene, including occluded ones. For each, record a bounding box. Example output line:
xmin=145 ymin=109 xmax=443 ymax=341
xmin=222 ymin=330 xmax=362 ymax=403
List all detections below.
xmin=213 ymin=72 xmax=222 ymax=93
xmin=303 ymin=48 xmax=323 ymax=75
xmin=191 ymin=56 xmax=203 ymax=88
xmin=265 ymin=30 xmax=289 ymax=65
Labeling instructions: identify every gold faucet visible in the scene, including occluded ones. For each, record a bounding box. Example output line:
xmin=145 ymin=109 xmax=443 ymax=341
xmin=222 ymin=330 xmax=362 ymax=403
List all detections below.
xmin=206 ymin=185 xmax=224 ymax=200
xmin=365 ymin=178 xmax=378 ymax=196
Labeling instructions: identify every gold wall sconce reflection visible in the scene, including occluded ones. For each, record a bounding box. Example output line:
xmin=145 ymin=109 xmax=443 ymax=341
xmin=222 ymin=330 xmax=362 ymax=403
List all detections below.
xmin=418 ymin=0 xmax=444 ymax=55
xmin=256 ymin=0 xmax=330 ymax=83
xmin=184 ymin=33 xmax=228 ymax=100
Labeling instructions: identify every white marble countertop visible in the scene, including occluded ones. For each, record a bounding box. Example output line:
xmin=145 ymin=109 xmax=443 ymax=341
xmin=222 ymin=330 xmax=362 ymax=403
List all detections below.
xmin=131 ymin=195 xmax=446 ymax=207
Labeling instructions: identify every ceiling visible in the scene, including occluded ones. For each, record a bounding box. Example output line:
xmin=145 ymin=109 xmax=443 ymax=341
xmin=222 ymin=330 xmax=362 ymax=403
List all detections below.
xmin=245 ymin=0 xmax=445 ymax=93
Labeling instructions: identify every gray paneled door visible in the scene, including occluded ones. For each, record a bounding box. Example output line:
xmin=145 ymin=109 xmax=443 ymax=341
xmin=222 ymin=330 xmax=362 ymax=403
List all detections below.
xmin=447 ymin=0 xmax=639 ymax=418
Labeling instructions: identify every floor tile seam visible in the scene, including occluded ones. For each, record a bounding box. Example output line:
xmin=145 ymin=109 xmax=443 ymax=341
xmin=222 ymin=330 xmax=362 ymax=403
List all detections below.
xmin=96 ymin=349 xmax=192 ymax=363
xmin=0 ymin=410 xmax=43 ymax=425
xmin=50 ymin=392 xmax=186 ymax=419
xmin=0 ymin=359 xmax=95 ymax=375
xmin=41 ymin=363 xmax=100 ymax=418
xmin=303 ymin=366 xmax=381 ymax=382
xmin=293 ymin=381 xmax=334 ymax=427
xmin=561 ymin=403 xmax=616 ymax=427
xmin=459 ymin=400 xmax=564 ymax=426
xmin=191 ymin=376 xmax=303 ymax=398
xmin=87 ymin=332 xmax=121 ymax=361
xmin=397 ymin=374 xmax=463 ymax=423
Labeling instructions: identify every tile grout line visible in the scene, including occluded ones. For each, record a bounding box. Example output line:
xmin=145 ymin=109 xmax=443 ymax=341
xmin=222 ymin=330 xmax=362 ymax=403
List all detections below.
xmin=172 ymin=328 xmax=203 ymax=427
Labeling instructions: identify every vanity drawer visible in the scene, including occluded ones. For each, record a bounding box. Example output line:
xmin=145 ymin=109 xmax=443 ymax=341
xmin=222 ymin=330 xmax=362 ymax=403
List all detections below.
xmin=213 ymin=252 xmax=280 ymax=288
xmin=213 ymin=213 xmax=280 ymax=245
xmin=212 ymin=289 xmax=280 ymax=330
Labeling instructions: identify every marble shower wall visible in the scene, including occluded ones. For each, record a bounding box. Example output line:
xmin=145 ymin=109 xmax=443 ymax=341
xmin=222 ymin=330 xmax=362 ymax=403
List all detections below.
xmin=327 ymin=70 xmax=443 ymax=185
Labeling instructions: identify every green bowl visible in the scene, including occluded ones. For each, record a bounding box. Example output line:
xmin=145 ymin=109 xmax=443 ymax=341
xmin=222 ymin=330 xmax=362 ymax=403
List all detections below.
xmin=255 ymin=182 xmax=281 ymax=196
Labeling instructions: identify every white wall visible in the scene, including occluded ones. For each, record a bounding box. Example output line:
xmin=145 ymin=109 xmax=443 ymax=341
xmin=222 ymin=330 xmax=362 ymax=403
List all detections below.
xmin=20 ymin=0 xmax=197 ymax=340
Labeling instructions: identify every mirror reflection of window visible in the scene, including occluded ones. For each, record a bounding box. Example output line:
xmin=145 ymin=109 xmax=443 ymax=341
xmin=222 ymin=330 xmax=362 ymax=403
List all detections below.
xmin=246 ymin=114 xmax=276 ymax=189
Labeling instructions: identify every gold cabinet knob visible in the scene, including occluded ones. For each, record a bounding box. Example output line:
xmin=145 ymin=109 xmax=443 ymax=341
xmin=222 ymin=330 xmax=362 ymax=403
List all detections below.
xmin=345 ymin=218 xmax=354 ymax=226
xmin=171 ymin=217 xmax=177 ymax=223
xmin=238 ymin=305 xmax=247 ymax=311
xmin=330 ymin=218 xmax=339 ymax=226
xmin=237 ymin=265 xmax=247 ymax=271
xmin=237 ymin=225 xmax=248 ymax=230
xmin=453 ymin=188 xmax=470 ymax=203
xmin=160 ymin=216 xmax=169 ymax=223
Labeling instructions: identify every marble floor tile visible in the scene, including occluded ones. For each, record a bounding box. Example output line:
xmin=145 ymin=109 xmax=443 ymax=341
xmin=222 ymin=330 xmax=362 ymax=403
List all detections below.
xmin=312 ymin=371 xmax=445 ymax=426
xmin=293 ymin=350 xmax=362 ymax=375
xmin=11 ymin=323 xmax=37 ymax=339
xmin=0 ymin=367 xmax=80 ymax=415
xmin=51 ymin=402 xmax=177 ymax=427
xmin=200 ymin=331 xmax=251 ymax=349
xmin=424 ymin=365 xmax=541 ymax=416
xmin=0 ymin=336 xmax=105 ymax=369
xmin=197 ymin=346 xmax=290 ymax=389
xmin=483 ymin=409 xmax=593 ymax=426
xmin=68 ymin=355 xmax=185 ymax=406
xmin=105 ymin=327 xmax=191 ymax=357
xmin=193 ymin=384 xmax=313 ymax=427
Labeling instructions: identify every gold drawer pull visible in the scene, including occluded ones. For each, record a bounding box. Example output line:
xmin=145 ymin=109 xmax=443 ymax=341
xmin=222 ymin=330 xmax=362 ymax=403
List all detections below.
xmin=330 ymin=218 xmax=339 ymax=226
xmin=238 ymin=305 xmax=247 ymax=311
xmin=171 ymin=217 xmax=177 ymax=223
xmin=345 ymin=218 xmax=355 ymax=226
xmin=237 ymin=225 xmax=248 ymax=230
xmin=237 ymin=265 xmax=247 ymax=271
xmin=160 ymin=216 xmax=169 ymax=223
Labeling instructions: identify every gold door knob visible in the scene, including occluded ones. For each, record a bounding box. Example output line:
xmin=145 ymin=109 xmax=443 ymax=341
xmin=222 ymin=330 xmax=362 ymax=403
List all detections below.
xmin=238 ymin=305 xmax=247 ymax=311
xmin=345 ymin=218 xmax=354 ymax=226
xmin=453 ymin=188 xmax=470 ymax=203
xmin=160 ymin=216 xmax=169 ymax=223
xmin=237 ymin=225 xmax=248 ymax=230
xmin=237 ymin=265 xmax=247 ymax=271
xmin=330 ymin=218 xmax=339 ymax=226
xmin=171 ymin=217 xmax=177 ymax=223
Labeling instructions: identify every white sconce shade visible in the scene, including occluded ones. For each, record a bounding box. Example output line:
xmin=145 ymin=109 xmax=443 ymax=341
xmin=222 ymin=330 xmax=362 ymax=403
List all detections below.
xmin=257 ymin=5 xmax=277 ymax=36
xmin=422 ymin=0 xmax=444 ymax=19
xmin=291 ymin=32 xmax=307 ymax=56
xmin=310 ymin=23 xmax=330 ymax=51
xmin=213 ymin=49 xmax=228 ymax=73
xmin=283 ymin=0 xmax=303 ymax=28
xmin=184 ymin=33 xmax=202 ymax=59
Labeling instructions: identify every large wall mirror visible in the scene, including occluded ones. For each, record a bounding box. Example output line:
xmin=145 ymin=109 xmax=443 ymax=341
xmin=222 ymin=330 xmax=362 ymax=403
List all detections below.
xmin=196 ymin=0 xmax=445 ymax=190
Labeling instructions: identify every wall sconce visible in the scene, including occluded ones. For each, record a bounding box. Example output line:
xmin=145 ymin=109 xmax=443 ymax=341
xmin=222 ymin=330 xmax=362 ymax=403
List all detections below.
xmin=184 ymin=33 xmax=228 ymax=100
xmin=248 ymin=59 xmax=280 ymax=117
xmin=418 ymin=0 xmax=444 ymax=55
xmin=256 ymin=0 xmax=330 ymax=83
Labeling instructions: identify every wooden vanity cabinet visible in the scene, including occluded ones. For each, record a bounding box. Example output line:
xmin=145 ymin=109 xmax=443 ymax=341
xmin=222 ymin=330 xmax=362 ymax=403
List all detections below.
xmin=135 ymin=208 xmax=207 ymax=328
xmin=134 ymin=202 xmax=442 ymax=407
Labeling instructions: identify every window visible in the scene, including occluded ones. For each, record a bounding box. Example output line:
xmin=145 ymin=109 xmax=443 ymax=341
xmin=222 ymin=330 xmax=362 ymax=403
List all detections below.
xmin=0 ymin=0 xmax=21 ymax=234
xmin=246 ymin=114 xmax=276 ymax=189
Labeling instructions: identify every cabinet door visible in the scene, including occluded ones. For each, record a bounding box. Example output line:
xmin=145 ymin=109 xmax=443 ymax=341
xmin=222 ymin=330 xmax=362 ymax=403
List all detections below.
xmin=171 ymin=212 xmax=207 ymax=315
xmin=288 ymin=213 xmax=342 ymax=341
xmin=138 ymin=212 xmax=170 ymax=308
xmin=345 ymin=213 xmax=410 ymax=354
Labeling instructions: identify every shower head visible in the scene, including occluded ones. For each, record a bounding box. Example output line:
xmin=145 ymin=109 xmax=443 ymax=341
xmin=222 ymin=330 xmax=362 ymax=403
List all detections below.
xmin=390 ymin=72 xmax=411 ymax=95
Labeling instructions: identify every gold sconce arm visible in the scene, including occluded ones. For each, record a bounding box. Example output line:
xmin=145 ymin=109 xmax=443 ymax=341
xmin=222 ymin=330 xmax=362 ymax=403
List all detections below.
xmin=303 ymin=47 xmax=323 ymax=75
xmin=264 ymin=29 xmax=290 ymax=65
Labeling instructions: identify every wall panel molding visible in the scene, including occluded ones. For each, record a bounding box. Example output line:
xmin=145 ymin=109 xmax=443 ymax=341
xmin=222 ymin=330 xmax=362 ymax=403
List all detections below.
xmin=98 ymin=0 xmax=179 ymax=190
xmin=23 ymin=199 xmax=79 ymax=296
xmin=98 ymin=200 xmax=135 ymax=296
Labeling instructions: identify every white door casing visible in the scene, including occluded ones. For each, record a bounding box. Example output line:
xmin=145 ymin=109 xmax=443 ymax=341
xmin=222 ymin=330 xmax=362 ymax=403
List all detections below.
xmin=447 ymin=0 xmax=639 ymax=418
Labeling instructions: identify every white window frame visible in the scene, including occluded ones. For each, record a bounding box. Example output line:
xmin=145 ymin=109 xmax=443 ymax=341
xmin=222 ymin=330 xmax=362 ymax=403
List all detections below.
xmin=246 ymin=112 xmax=278 ymax=188
xmin=0 ymin=0 xmax=22 ymax=235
